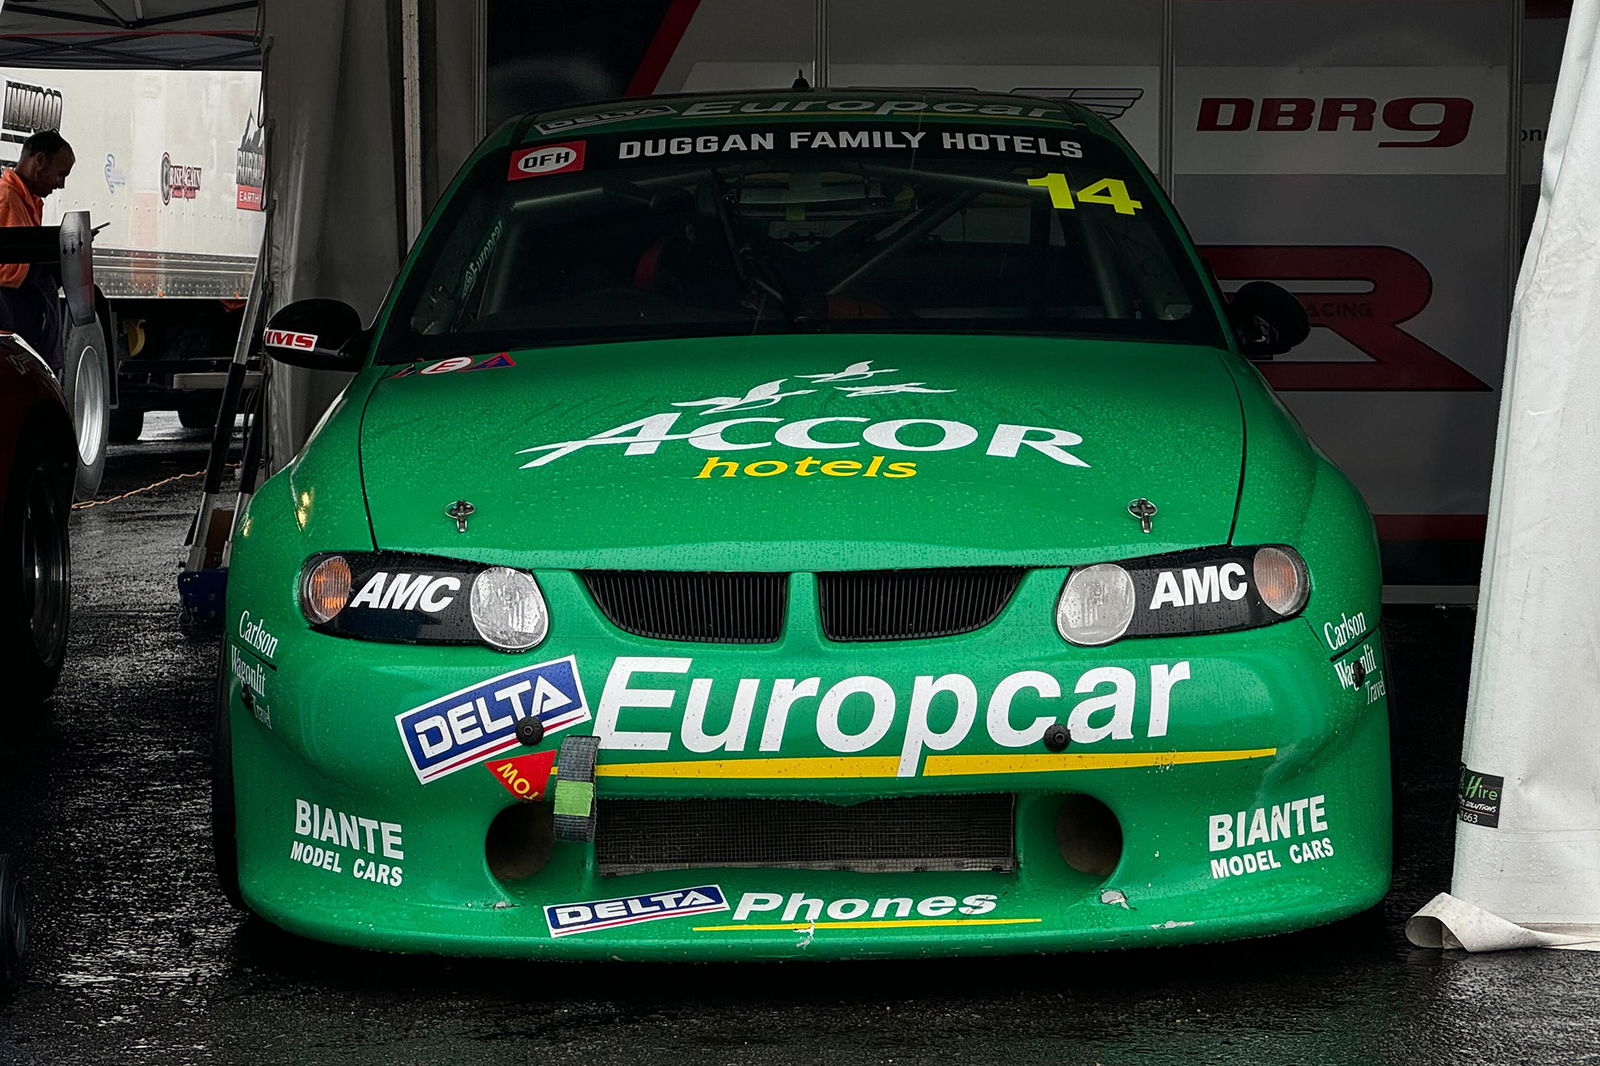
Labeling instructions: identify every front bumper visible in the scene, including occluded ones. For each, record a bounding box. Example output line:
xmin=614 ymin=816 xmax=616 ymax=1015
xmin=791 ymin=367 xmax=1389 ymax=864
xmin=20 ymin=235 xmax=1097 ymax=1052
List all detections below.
xmin=224 ymin=568 xmax=1392 ymax=959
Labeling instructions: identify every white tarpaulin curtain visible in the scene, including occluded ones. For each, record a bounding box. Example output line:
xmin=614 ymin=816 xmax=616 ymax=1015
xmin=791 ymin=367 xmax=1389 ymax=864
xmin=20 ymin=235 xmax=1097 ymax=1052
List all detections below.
xmin=1406 ymin=0 xmax=1600 ymax=953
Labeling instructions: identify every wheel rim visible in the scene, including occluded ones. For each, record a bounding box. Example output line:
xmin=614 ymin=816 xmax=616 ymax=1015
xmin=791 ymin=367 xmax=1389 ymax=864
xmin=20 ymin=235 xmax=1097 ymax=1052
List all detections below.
xmin=73 ymin=341 xmax=106 ymax=466
xmin=22 ymin=469 xmax=69 ymax=659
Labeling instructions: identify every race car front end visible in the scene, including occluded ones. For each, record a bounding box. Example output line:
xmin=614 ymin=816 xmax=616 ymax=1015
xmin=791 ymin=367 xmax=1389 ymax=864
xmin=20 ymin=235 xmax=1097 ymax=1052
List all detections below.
xmin=219 ymin=89 xmax=1391 ymax=959
xmin=219 ymin=346 xmax=1392 ymax=961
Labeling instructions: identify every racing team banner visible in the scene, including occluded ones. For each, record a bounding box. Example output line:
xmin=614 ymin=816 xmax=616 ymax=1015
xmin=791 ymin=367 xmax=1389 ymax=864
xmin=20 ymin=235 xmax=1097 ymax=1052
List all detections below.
xmin=485 ymin=0 xmax=1519 ymax=588
xmin=1169 ymin=1 xmax=1513 ymax=589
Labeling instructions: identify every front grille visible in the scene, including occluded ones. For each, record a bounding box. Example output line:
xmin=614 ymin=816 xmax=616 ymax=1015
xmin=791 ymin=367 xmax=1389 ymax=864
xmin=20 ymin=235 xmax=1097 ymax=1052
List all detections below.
xmin=594 ymin=794 xmax=1016 ymax=875
xmin=581 ymin=570 xmax=786 ymax=644
xmin=819 ymin=567 xmax=1026 ymax=641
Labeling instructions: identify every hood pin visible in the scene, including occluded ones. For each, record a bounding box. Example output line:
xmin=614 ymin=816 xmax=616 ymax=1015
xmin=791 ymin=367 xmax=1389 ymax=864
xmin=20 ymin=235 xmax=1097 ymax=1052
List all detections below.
xmin=447 ymin=499 xmax=475 ymax=533
xmin=1128 ymin=498 xmax=1157 ymax=534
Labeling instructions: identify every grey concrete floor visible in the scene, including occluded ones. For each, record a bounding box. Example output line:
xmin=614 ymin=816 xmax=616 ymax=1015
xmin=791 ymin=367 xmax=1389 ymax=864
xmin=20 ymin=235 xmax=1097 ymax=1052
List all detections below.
xmin=1 ymin=413 xmax=1598 ymax=1066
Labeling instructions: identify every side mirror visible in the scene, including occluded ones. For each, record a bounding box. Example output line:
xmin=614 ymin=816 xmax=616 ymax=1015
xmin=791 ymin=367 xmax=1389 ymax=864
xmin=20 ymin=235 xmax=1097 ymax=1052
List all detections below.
xmin=263 ymin=299 xmax=366 ymax=370
xmin=1228 ymin=281 xmax=1310 ymax=359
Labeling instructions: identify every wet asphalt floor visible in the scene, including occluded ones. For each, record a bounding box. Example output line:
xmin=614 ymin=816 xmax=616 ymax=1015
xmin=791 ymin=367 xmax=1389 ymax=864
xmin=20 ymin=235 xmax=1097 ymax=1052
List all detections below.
xmin=1 ymin=415 xmax=1598 ymax=1066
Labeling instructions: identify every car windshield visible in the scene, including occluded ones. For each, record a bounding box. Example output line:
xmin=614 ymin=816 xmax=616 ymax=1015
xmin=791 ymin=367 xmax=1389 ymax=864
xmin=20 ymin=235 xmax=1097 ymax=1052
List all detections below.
xmin=384 ymin=119 xmax=1226 ymax=360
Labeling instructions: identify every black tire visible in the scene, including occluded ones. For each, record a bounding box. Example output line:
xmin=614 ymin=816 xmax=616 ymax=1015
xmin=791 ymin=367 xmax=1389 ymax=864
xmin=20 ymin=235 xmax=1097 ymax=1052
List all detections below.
xmin=178 ymin=402 xmax=216 ymax=431
xmin=61 ymin=316 xmax=109 ymax=501
xmin=108 ymin=408 xmax=144 ymax=444
xmin=212 ymin=647 xmax=244 ymax=908
xmin=0 ymin=854 xmax=26 ymax=983
xmin=2 ymin=436 xmax=72 ymax=705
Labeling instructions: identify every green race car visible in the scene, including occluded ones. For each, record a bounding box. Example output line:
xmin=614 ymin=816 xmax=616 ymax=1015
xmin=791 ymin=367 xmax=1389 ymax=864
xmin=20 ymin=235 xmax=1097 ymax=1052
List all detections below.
xmin=219 ymin=90 xmax=1392 ymax=959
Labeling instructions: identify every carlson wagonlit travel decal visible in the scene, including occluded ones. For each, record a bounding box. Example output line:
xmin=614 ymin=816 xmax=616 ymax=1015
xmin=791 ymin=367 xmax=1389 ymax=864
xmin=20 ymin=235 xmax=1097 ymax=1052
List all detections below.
xmin=515 ymin=361 xmax=1089 ymax=475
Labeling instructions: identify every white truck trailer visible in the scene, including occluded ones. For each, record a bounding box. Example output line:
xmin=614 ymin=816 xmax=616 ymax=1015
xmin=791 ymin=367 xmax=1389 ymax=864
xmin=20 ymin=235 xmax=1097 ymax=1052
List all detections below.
xmin=1 ymin=66 xmax=265 ymax=443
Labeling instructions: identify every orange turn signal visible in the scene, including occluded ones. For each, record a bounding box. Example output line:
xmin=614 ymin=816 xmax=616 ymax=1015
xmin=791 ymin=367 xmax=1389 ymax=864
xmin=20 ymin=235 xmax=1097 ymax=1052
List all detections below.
xmin=301 ymin=555 xmax=353 ymax=624
xmin=1252 ymin=546 xmax=1308 ymax=616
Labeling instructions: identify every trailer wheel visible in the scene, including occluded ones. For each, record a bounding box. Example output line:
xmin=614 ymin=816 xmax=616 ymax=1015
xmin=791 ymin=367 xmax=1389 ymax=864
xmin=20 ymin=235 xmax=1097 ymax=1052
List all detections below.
xmin=0 ymin=854 xmax=26 ymax=983
xmin=62 ymin=316 xmax=109 ymax=501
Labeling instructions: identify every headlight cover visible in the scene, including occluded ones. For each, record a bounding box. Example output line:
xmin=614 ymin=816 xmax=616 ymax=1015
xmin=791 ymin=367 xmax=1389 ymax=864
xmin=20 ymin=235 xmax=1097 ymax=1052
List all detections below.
xmin=1056 ymin=563 xmax=1138 ymax=646
xmin=298 ymin=552 xmax=547 ymax=651
xmin=1057 ymin=545 xmax=1309 ymax=646
xmin=470 ymin=566 xmax=549 ymax=651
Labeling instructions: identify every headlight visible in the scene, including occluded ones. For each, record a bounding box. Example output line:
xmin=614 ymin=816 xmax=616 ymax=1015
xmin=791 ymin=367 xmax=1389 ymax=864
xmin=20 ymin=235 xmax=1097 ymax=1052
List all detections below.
xmin=298 ymin=552 xmax=547 ymax=651
xmin=470 ymin=566 xmax=548 ymax=651
xmin=1057 ymin=545 xmax=1309 ymax=646
xmin=1056 ymin=563 xmax=1137 ymax=646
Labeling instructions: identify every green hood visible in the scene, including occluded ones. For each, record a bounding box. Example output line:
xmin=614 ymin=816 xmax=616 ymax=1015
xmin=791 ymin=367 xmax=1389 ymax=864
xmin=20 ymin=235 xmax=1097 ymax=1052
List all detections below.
xmin=358 ymin=334 xmax=1245 ymax=570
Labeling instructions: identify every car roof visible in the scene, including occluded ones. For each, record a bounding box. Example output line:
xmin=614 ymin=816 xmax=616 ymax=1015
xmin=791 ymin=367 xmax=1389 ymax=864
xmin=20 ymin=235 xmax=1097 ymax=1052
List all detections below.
xmin=495 ymin=88 xmax=1114 ymax=150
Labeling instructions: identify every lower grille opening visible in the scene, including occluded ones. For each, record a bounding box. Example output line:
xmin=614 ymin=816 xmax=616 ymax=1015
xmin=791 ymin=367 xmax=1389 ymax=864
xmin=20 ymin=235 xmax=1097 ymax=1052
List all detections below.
xmin=594 ymin=794 xmax=1016 ymax=876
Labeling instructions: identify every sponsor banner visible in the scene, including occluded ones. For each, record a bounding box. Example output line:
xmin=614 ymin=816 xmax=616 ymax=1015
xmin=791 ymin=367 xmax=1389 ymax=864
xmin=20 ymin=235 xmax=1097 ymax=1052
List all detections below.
xmin=1458 ymin=766 xmax=1504 ymax=828
xmin=396 ymin=656 xmax=591 ymax=783
xmin=1175 ymin=66 xmax=1508 ymax=175
xmin=1180 ymin=178 xmax=1509 ymax=522
xmin=545 ymin=885 xmax=729 ymax=937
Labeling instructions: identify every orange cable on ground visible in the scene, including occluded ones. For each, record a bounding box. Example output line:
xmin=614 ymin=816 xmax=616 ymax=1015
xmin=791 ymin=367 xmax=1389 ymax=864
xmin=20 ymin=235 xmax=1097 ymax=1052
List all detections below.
xmin=71 ymin=468 xmax=208 ymax=510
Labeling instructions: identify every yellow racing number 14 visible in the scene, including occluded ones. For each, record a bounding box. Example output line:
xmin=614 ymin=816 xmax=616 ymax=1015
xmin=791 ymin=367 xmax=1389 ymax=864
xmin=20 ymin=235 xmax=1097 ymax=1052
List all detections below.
xmin=1026 ymin=174 xmax=1143 ymax=215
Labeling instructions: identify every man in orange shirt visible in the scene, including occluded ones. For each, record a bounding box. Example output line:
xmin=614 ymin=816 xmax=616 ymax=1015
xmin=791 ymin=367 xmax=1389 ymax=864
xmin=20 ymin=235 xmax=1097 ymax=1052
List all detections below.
xmin=0 ymin=130 xmax=75 ymax=373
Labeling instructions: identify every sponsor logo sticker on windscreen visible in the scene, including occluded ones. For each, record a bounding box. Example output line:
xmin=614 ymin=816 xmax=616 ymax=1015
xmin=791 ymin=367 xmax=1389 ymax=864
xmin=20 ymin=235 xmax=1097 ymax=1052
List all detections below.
xmin=533 ymin=104 xmax=675 ymax=135
xmin=508 ymin=141 xmax=586 ymax=180
xmin=545 ymin=885 xmax=729 ymax=937
xmin=395 ymin=656 xmax=590 ymax=783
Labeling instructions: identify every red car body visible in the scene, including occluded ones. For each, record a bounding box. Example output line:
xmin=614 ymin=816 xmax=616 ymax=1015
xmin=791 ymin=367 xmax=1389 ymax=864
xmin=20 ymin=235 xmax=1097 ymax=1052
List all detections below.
xmin=0 ymin=331 xmax=76 ymax=702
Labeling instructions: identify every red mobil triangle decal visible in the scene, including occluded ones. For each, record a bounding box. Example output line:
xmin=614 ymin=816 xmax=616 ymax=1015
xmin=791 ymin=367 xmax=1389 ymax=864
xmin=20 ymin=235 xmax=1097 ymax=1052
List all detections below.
xmin=485 ymin=749 xmax=557 ymax=800
xmin=467 ymin=353 xmax=516 ymax=371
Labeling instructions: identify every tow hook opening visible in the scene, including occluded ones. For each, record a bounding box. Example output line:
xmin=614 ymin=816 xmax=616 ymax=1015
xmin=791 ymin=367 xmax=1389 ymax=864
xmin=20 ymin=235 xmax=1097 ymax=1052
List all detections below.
xmin=485 ymin=802 xmax=555 ymax=883
xmin=1054 ymin=794 xmax=1123 ymax=878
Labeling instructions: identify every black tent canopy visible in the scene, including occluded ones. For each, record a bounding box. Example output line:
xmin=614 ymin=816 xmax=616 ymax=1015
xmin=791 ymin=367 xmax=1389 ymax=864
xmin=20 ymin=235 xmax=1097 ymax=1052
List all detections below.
xmin=0 ymin=0 xmax=260 ymax=69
